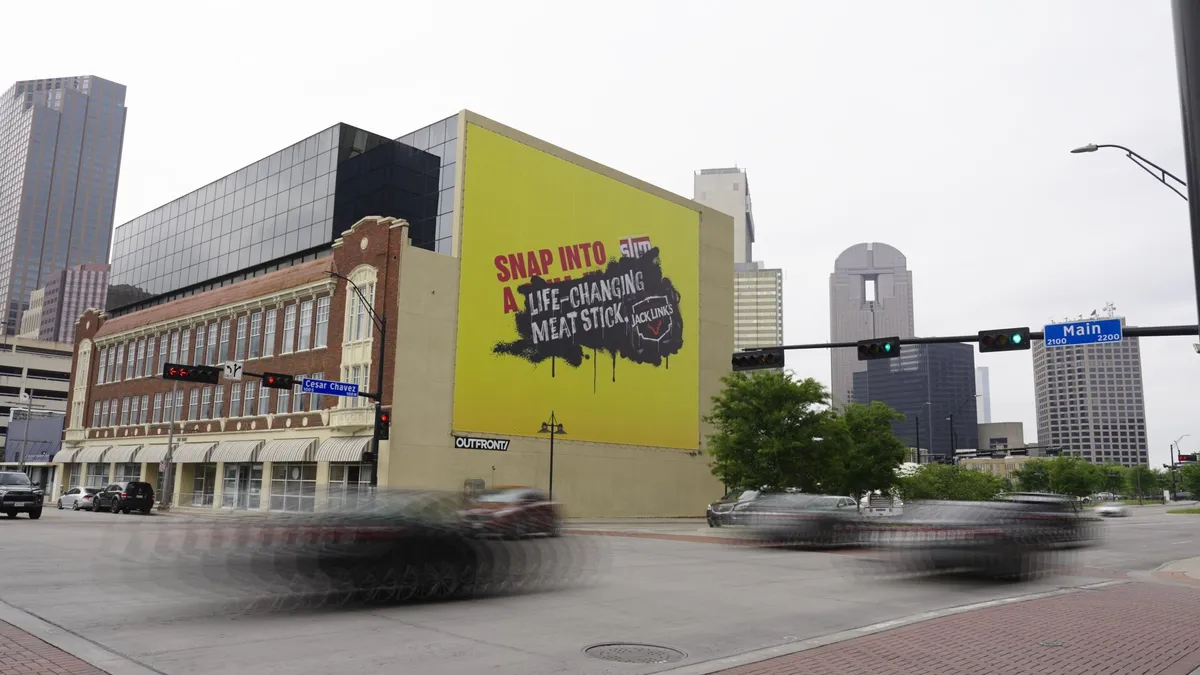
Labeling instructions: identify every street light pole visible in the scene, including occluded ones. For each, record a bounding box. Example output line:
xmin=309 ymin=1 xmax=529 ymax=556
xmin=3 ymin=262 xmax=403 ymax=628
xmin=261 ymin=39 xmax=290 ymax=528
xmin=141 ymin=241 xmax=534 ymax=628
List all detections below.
xmin=946 ymin=394 xmax=980 ymax=463
xmin=1070 ymin=143 xmax=1188 ymax=200
xmin=538 ymin=412 xmax=565 ymax=501
xmin=161 ymin=380 xmax=179 ymax=511
xmin=1171 ymin=434 xmax=1190 ymax=499
xmin=15 ymin=390 xmax=30 ymax=472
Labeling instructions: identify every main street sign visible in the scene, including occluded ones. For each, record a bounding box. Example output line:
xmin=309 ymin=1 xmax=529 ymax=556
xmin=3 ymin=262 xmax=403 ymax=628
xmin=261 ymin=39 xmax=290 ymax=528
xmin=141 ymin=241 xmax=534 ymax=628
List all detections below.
xmin=1043 ymin=318 xmax=1123 ymax=347
xmin=301 ymin=377 xmax=360 ymax=398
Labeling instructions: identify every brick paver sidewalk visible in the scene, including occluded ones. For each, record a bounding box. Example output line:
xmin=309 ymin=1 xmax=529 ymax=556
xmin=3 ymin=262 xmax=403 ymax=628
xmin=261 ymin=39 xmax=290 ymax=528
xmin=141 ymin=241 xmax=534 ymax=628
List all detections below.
xmin=717 ymin=582 xmax=1200 ymax=675
xmin=0 ymin=620 xmax=106 ymax=675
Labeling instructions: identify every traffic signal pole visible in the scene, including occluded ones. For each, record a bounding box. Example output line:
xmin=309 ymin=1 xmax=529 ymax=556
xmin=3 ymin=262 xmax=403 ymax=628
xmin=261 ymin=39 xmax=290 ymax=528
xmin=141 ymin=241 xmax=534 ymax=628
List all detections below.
xmin=161 ymin=380 xmax=179 ymax=512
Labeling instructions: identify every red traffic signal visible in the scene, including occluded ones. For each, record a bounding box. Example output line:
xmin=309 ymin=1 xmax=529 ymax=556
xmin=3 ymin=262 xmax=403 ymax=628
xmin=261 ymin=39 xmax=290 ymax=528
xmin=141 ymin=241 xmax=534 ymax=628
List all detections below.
xmin=261 ymin=372 xmax=295 ymax=389
xmin=161 ymin=362 xmax=220 ymax=384
xmin=374 ymin=406 xmax=391 ymax=441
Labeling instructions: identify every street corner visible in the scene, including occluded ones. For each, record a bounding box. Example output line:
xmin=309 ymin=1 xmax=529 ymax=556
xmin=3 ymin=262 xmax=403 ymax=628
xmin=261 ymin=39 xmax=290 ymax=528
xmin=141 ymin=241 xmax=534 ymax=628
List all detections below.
xmin=700 ymin=582 xmax=1200 ymax=675
xmin=1149 ymin=556 xmax=1200 ymax=587
xmin=0 ymin=619 xmax=108 ymax=675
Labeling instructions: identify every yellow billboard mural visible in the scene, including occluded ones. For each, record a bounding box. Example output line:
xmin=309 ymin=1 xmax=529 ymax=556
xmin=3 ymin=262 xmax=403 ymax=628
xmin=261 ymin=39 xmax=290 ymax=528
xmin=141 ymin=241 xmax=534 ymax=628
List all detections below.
xmin=452 ymin=123 xmax=700 ymax=449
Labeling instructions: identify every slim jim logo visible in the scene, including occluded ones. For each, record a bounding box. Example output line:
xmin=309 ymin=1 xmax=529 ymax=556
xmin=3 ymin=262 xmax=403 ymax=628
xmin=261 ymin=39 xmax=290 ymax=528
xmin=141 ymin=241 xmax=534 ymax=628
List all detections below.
xmin=620 ymin=235 xmax=652 ymax=259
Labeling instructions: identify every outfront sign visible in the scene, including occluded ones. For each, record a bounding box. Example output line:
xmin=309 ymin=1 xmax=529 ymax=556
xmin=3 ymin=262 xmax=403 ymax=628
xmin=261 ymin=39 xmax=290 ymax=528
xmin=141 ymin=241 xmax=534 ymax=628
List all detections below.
xmin=301 ymin=378 xmax=360 ymax=398
xmin=1043 ymin=318 xmax=1123 ymax=348
xmin=454 ymin=436 xmax=510 ymax=452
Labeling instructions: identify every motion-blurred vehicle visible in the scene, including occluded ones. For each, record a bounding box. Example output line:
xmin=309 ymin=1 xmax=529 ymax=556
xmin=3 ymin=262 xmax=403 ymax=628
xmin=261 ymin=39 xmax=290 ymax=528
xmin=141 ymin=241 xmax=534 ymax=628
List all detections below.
xmin=0 ymin=471 xmax=43 ymax=519
xmin=707 ymin=489 xmax=762 ymax=527
xmin=459 ymin=487 xmax=561 ymax=538
xmin=742 ymin=493 xmax=863 ymax=547
xmin=93 ymin=481 xmax=155 ymax=514
xmin=57 ymin=486 xmax=101 ymax=511
xmin=1095 ymin=501 xmax=1130 ymax=517
xmin=994 ymin=492 xmax=1098 ymax=548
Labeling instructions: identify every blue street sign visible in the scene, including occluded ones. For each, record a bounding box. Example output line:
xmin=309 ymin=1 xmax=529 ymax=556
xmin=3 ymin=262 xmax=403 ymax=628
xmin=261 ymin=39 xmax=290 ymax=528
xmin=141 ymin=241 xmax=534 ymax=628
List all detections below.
xmin=301 ymin=377 xmax=360 ymax=398
xmin=1042 ymin=318 xmax=1123 ymax=348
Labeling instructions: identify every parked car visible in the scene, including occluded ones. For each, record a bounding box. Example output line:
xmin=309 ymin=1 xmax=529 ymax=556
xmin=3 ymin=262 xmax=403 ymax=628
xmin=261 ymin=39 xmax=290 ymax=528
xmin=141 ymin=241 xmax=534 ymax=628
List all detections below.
xmin=0 ymin=471 xmax=44 ymax=519
xmin=459 ymin=487 xmax=561 ymax=538
xmin=707 ymin=489 xmax=762 ymax=527
xmin=742 ymin=493 xmax=863 ymax=547
xmin=57 ymin=487 xmax=102 ymax=511
xmin=93 ymin=482 xmax=156 ymax=515
xmin=1095 ymin=501 xmax=1130 ymax=517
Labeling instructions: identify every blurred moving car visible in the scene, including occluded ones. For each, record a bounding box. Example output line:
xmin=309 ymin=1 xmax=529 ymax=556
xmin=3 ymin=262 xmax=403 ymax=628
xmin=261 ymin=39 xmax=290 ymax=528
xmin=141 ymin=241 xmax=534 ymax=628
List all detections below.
xmin=994 ymin=492 xmax=1098 ymax=547
xmin=459 ymin=487 xmax=561 ymax=538
xmin=707 ymin=489 xmax=761 ymax=527
xmin=0 ymin=471 xmax=44 ymax=519
xmin=57 ymin=487 xmax=102 ymax=511
xmin=742 ymin=493 xmax=863 ymax=547
xmin=1095 ymin=501 xmax=1130 ymax=517
xmin=93 ymin=481 xmax=156 ymax=515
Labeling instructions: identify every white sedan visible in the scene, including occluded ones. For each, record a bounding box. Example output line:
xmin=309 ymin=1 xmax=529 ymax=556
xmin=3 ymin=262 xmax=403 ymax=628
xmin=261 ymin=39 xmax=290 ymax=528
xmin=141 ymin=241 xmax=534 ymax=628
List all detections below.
xmin=1095 ymin=502 xmax=1130 ymax=517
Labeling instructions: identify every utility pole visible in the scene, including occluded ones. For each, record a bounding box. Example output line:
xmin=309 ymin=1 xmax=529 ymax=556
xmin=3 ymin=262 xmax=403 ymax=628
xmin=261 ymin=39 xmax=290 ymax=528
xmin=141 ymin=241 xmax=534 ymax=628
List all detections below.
xmin=161 ymin=380 xmax=179 ymax=511
xmin=14 ymin=390 xmax=30 ymax=472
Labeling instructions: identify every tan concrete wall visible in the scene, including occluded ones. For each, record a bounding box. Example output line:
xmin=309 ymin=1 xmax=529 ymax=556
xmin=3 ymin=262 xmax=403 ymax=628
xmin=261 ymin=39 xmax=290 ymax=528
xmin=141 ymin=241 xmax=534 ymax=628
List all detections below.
xmin=387 ymin=118 xmax=735 ymax=516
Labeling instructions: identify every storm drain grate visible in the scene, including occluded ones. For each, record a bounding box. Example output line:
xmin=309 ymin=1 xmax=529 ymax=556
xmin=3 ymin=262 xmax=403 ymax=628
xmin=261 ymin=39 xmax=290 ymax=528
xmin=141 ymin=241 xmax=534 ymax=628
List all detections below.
xmin=584 ymin=643 xmax=687 ymax=664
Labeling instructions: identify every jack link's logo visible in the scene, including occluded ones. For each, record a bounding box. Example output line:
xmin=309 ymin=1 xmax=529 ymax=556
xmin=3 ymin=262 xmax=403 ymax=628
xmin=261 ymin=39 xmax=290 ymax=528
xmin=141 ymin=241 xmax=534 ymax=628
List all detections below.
xmin=620 ymin=235 xmax=652 ymax=259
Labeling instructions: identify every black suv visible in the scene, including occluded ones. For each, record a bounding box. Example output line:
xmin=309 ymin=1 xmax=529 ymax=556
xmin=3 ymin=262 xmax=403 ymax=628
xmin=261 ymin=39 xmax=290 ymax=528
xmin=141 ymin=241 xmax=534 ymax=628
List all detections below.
xmin=94 ymin=482 xmax=155 ymax=515
xmin=0 ymin=471 xmax=44 ymax=519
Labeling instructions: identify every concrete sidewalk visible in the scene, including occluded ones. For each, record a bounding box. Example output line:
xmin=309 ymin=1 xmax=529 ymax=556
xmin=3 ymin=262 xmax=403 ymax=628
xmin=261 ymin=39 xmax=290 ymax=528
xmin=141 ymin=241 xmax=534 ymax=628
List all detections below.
xmin=689 ymin=581 xmax=1200 ymax=675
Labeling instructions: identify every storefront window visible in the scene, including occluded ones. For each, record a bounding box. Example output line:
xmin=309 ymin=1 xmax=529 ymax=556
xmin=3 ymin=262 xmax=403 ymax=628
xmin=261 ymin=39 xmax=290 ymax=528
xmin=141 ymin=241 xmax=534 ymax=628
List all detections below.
xmin=329 ymin=463 xmax=372 ymax=510
xmin=221 ymin=463 xmax=263 ymax=509
xmin=67 ymin=465 xmax=81 ymax=490
xmin=85 ymin=463 xmax=109 ymax=487
xmin=115 ymin=463 xmax=140 ymax=483
xmin=270 ymin=463 xmax=316 ymax=512
xmin=191 ymin=463 xmax=217 ymax=507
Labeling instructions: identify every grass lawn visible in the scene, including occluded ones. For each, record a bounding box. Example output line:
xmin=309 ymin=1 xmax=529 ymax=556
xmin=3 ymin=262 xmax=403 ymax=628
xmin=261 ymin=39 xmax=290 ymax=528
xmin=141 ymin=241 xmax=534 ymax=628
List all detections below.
xmin=1167 ymin=508 xmax=1200 ymax=514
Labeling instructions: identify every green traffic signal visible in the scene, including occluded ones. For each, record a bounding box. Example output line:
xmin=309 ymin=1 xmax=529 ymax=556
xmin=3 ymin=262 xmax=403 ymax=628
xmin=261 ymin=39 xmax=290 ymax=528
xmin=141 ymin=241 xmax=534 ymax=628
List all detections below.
xmin=1011 ymin=333 xmax=1023 ymax=345
xmin=883 ymin=343 xmax=892 ymax=352
xmin=977 ymin=327 xmax=1031 ymax=353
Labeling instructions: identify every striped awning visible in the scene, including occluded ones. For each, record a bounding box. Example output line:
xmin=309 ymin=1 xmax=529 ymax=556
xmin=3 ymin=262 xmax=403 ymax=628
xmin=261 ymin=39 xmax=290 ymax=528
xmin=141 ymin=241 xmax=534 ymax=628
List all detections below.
xmin=315 ymin=436 xmax=372 ymax=463
xmin=51 ymin=448 xmax=78 ymax=463
xmin=136 ymin=445 xmax=170 ymax=463
xmin=74 ymin=446 xmax=110 ymax=463
xmin=258 ymin=438 xmax=317 ymax=463
xmin=106 ymin=445 xmax=142 ymax=463
xmin=171 ymin=442 xmax=216 ymax=463
xmin=209 ymin=440 xmax=263 ymax=463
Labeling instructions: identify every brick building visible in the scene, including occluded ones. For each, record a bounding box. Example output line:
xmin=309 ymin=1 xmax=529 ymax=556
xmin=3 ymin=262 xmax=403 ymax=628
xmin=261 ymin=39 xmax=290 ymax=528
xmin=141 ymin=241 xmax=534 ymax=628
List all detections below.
xmin=56 ymin=216 xmax=402 ymax=510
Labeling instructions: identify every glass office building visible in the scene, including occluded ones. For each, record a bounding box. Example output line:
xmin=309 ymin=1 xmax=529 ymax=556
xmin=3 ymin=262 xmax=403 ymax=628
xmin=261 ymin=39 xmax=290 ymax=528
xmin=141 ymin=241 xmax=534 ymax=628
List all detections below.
xmin=107 ymin=119 xmax=454 ymax=315
xmin=0 ymin=76 xmax=127 ymax=332
xmin=853 ymin=342 xmax=978 ymax=458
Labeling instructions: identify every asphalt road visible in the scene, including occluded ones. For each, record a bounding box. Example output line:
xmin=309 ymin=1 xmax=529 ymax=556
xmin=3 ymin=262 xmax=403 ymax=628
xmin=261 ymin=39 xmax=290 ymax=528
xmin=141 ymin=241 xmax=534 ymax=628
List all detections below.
xmin=1 ymin=506 xmax=1197 ymax=675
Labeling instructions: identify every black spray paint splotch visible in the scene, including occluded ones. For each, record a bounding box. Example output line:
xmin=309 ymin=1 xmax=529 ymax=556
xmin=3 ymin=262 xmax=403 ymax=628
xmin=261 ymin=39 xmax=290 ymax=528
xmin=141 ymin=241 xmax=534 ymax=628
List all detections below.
xmin=493 ymin=248 xmax=684 ymax=371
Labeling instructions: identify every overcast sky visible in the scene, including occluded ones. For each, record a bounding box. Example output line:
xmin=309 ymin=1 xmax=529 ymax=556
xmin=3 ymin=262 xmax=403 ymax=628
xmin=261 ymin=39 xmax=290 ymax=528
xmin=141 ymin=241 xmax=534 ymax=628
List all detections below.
xmin=3 ymin=0 xmax=1194 ymax=467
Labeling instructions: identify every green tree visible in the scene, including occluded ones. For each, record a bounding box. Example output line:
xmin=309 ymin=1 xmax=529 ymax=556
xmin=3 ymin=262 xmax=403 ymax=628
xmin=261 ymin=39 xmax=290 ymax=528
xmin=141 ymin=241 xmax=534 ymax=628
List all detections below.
xmin=1046 ymin=457 xmax=1099 ymax=498
xmin=704 ymin=370 xmax=840 ymax=492
xmin=1180 ymin=463 xmax=1200 ymax=497
xmin=1011 ymin=459 xmax=1051 ymax=492
xmin=1096 ymin=463 xmax=1126 ymax=494
xmin=1126 ymin=464 xmax=1159 ymax=499
xmin=832 ymin=401 xmax=909 ymax=502
xmin=896 ymin=463 xmax=1005 ymax=501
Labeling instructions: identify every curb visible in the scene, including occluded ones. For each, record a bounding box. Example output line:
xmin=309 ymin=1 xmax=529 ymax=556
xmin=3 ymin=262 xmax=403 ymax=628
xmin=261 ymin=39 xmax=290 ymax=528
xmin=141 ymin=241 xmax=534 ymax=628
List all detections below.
xmin=0 ymin=599 xmax=164 ymax=675
xmin=653 ymin=580 xmax=1128 ymax=675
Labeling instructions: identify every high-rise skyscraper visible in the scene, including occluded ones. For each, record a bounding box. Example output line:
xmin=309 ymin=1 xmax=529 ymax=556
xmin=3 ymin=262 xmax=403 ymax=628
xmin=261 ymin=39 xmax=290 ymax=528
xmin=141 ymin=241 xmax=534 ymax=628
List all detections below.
xmin=1032 ymin=316 xmax=1148 ymax=466
xmin=0 ymin=76 xmax=127 ymax=333
xmin=976 ymin=367 xmax=993 ymax=423
xmin=694 ymin=168 xmax=784 ymax=353
xmin=853 ymin=343 xmax=977 ymax=457
xmin=829 ymin=243 xmax=915 ymax=408
xmin=18 ymin=263 xmax=109 ymax=343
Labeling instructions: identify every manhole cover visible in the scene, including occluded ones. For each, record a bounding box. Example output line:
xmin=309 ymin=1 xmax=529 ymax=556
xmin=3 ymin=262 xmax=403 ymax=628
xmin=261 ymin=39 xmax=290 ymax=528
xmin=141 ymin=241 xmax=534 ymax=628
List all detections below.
xmin=584 ymin=643 xmax=687 ymax=664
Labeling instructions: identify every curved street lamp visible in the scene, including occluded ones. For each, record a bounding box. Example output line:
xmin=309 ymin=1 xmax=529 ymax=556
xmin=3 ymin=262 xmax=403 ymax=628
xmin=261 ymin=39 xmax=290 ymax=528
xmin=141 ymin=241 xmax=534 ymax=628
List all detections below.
xmin=1070 ymin=143 xmax=1188 ymax=201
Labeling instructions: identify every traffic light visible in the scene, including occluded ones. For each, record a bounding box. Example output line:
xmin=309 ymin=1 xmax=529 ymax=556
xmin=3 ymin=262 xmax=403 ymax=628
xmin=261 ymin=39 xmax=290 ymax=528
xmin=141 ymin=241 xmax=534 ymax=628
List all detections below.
xmin=374 ymin=406 xmax=391 ymax=441
xmin=731 ymin=347 xmax=784 ymax=372
xmin=856 ymin=337 xmax=900 ymax=361
xmin=978 ymin=327 xmax=1031 ymax=353
xmin=1180 ymin=453 xmax=1197 ymax=464
xmin=261 ymin=372 xmax=295 ymax=389
xmin=161 ymin=362 xmax=220 ymax=384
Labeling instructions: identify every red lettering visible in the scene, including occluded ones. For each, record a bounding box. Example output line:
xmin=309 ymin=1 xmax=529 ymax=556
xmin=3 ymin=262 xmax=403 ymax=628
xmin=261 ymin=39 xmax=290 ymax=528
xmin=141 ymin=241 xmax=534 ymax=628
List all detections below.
xmin=525 ymin=250 xmax=542 ymax=276
xmin=593 ymin=241 xmax=606 ymax=264
xmin=508 ymin=253 xmax=526 ymax=281
xmin=502 ymin=286 xmax=518 ymax=314
xmin=579 ymin=242 xmax=593 ymax=267
xmin=538 ymin=248 xmax=553 ymax=274
xmin=563 ymin=245 xmax=582 ymax=272
xmin=494 ymin=255 xmax=511 ymax=282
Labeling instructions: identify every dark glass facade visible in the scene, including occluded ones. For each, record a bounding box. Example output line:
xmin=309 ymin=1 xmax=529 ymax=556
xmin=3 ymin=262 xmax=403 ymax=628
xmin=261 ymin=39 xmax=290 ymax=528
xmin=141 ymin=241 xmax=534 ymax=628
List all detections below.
xmin=107 ymin=123 xmax=443 ymax=315
xmin=0 ymin=76 xmax=127 ymax=332
xmin=853 ymin=343 xmax=978 ymax=458
xmin=394 ymin=115 xmax=458 ymax=255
